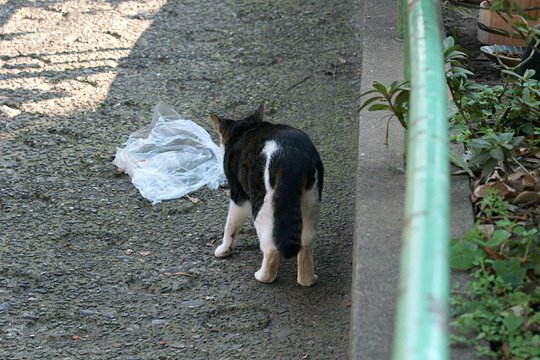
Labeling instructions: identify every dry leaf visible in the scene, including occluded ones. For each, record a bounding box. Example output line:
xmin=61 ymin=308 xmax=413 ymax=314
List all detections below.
xmin=522 ymin=174 xmax=538 ymax=189
xmin=473 ymin=180 xmax=517 ymax=199
xmin=186 ymin=195 xmax=201 ymax=204
xmin=485 ymin=168 xmax=504 ymax=183
xmin=139 ymin=251 xmax=151 ymax=257
xmin=478 ymin=224 xmax=495 ymax=238
xmin=174 ymin=271 xmax=192 ymax=277
xmin=506 ymin=179 xmax=525 ymax=193
xmin=512 ymin=191 xmax=540 ymax=204
xmin=502 ymin=342 xmax=511 ymax=360
xmin=508 ymin=169 xmax=527 ymax=182
xmin=483 ymin=246 xmax=505 ymax=260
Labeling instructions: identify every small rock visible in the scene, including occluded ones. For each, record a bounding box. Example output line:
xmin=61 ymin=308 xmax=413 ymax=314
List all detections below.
xmin=81 ymin=310 xmax=94 ymax=317
xmin=151 ymin=319 xmax=168 ymax=326
xmin=277 ymin=327 xmax=292 ymax=340
xmin=181 ymin=299 xmax=205 ymax=307
xmin=29 ymin=288 xmax=48 ymax=294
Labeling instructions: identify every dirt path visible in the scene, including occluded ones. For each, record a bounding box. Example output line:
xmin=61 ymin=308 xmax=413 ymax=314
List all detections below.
xmin=1 ymin=1 xmax=360 ymax=358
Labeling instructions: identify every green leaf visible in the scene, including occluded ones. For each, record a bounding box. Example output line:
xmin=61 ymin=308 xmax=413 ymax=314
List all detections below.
xmin=524 ymin=69 xmax=536 ymax=79
xmin=389 ymin=80 xmax=400 ymax=93
xmin=522 ymin=87 xmax=532 ymax=103
xmin=511 ymin=136 xmax=524 ymax=146
xmin=481 ymin=158 xmax=498 ymax=177
xmin=449 ymin=239 xmax=484 ymax=270
xmin=452 ymin=66 xmax=474 ymax=77
xmin=528 ymin=312 xmax=540 ymax=326
xmin=394 ymin=89 xmax=410 ymax=108
xmin=513 ymin=225 xmax=527 ymax=236
xmin=469 ymin=138 xmax=491 ymax=149
xmin=486 ymin=230 xmax=510 ymax=247
xmin=368 ymin=104 xmax=391 ymax=112
xmin=358 ymin=88 xmax=379 ymax=98
xmin=492 ymin=258 xmax=527 ymax=287
xmin=443 ymin=36 xmax=455 ymax=50
xmin=499 ymin=133 xmax=514 ymax=143
xmin=469 ymin=150 xmax=491 ymax=165
xmin=503 ymin=313 xmax=523 ymax=333
xmin=490 ymin=147 xmax=505 ymax=161
xmin=372 ymin=82 xmax=388 ymax=97
xmin=358 ymin=96 xmax=383 ymax=112
xmin=449 ymin=149 xmax=474 ymax=177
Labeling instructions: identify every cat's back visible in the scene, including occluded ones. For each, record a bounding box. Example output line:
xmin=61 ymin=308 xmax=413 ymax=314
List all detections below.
xmin=238 ymin=122 xmax=319 ymax=159
xmin=228 ymin=121 xmax=322 ymax=181
xmin=251 ymin=122 xmax=323 ymax=191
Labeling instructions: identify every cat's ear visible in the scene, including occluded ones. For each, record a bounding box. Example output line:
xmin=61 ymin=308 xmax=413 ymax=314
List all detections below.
xmin=209 ymin=113 xmax=233 ymax=138
xmin=208 ymin=113 xmax=222 ymax=131
xmin=252 ymin=103 xmax=264 ymax=122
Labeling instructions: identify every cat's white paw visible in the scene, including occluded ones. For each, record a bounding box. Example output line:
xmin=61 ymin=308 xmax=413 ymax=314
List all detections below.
xmin=214 ymin=244 xmax=232 ymax=258
xmin=254 ymin=269 xmax=277 ymax=283
xmin=297 ymin=274 xmax=318 ymax=287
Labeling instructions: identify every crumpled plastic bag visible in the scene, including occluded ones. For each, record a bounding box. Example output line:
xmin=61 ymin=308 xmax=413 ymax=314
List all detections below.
xmin=113 ymin=102 xmax=225 ymax=204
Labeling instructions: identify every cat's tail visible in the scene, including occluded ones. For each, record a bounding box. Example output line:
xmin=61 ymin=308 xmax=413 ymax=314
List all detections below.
xmin=272 ymin=173 xmax=304 ymax=259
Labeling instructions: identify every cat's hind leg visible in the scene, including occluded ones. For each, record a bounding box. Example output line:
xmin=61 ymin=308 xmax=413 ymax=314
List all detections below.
xmin=297 ymin=186 xmax=320 ymax=287
xmin=215 ymin=200 xmax=251 ymax=258
xmin=253 ymin=193 xmax=279 ymax=283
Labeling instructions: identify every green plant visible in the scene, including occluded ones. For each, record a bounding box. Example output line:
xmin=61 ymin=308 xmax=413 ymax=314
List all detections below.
xmin=449 ymin=211 xmax=540 ymax=358
xmin=468 ymin=131 xmax=525 ymax=176
xmin=358 ymin=36 xmax=540 ymax=177
xmin=478 ymin=188 xmax=511 ymax=218
xmin=443 ymin=36 xmax=478 ymax=126
xmin=357 ymin=80 xmax=409 ymax=145
xmin=358 ymin=4 xmax=540 ymax=356
xmin=451 ymin=265 xmax=540 ymax=359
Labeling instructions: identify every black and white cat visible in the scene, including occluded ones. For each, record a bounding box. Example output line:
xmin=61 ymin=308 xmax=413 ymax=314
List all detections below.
xmin=209 ymin=104 xmax=323 ymax=286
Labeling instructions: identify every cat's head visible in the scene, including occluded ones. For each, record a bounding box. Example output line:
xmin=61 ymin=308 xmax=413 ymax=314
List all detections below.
xmin=208 ymin=103 xmax=265 ymax=150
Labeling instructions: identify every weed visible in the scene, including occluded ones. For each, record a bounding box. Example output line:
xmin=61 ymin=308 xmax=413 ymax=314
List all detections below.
xmin=478 ymin=188 xmax=510 ymax=218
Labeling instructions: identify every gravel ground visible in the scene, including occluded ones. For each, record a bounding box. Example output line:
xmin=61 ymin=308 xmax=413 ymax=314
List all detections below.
xmin=0 ymin=0 xmax=359 ymax=358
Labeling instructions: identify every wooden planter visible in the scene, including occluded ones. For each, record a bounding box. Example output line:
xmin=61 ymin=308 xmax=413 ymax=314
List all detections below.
xmin=477 ymin=0 xmax=540 ymax=46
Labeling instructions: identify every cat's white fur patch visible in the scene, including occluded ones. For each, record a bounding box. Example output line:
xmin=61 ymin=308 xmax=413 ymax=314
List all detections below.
xmin=219 ymin=143 xmax=225 ymax=158
xmin=254 ymin=140 xmax=281 ymax=282
xmin=261 ymin=140 xmax=280 ymax=190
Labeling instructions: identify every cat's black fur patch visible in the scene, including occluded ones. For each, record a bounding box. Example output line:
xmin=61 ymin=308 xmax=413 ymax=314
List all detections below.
xmin=212 ymin=106 xmax=323 ymax=258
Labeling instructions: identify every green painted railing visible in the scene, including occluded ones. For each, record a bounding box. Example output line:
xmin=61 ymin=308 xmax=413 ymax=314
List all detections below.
xmin=393 ymin=0 xmax=450 ymax=359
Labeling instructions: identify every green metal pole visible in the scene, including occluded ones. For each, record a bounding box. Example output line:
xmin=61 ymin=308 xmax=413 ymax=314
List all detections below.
xmin=401 ymin=0 xmax=410 ymax=161
xmin=401 ymin=0 xmax=410 ymax=81
xmin=393 ymin=0 xmax=450 ymax=359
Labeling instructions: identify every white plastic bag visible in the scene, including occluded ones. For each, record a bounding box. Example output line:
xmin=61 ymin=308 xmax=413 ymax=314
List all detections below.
xmin=113 ymin=102 xmax=225 ymax=204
